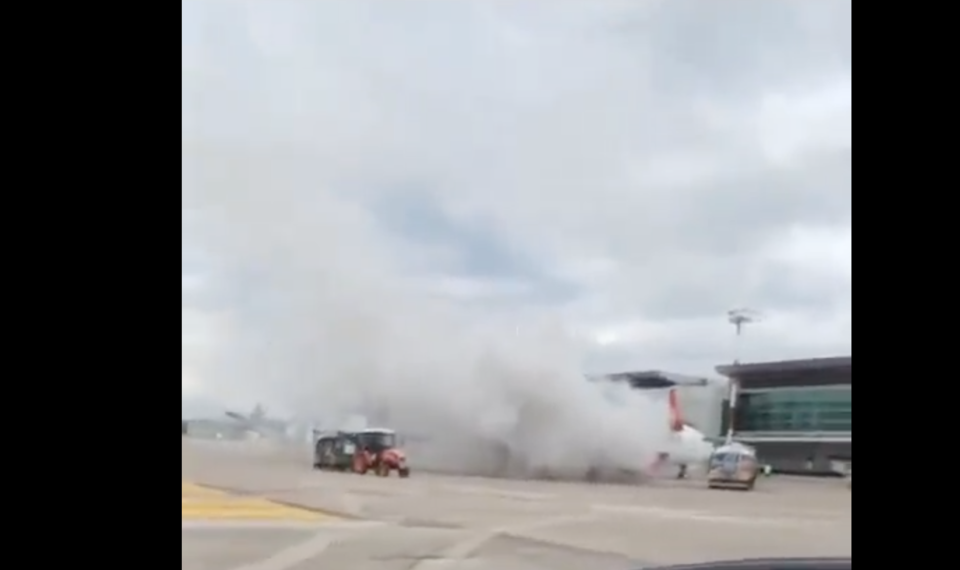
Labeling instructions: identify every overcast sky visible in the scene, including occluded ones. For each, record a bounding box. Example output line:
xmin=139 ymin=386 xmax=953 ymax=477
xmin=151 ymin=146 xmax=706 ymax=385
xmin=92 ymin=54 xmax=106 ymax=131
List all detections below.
xmin=182 ymin=0 xmax=851 ymax=414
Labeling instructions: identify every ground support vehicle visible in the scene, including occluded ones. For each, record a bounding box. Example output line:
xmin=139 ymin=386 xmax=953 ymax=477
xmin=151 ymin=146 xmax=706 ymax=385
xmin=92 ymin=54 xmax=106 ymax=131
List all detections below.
xmin=355 ymin=428 xmax=410 ymax=477
xmin=312 ymin=431 xmax=358 ymax=471
xmin=707 ymin=443 xmax=759 ymax=491
xmin=312 ymin=428 xmax=410 ymax=477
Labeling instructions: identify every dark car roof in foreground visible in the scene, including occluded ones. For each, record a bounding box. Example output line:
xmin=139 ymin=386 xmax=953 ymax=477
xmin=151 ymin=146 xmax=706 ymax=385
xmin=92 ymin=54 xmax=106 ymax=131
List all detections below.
xmin=642 ymin=558 xmax=852 ymax=570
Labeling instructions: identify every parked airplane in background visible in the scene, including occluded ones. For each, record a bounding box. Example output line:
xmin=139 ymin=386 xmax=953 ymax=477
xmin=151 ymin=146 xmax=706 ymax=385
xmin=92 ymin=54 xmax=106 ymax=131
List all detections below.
xmin=225 ymin=404 xmax=299 ymax=439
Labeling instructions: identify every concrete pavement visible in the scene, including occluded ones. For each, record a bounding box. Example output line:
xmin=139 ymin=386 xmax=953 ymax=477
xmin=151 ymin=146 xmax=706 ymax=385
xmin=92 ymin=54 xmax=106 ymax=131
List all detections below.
xmin=182 ymin=439 xmax=851 ymax=569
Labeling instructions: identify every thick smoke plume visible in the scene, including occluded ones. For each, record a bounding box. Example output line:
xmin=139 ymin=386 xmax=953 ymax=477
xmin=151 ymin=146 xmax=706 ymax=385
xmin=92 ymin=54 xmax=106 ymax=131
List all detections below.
xmin=183 ymin=156 xmax=674 ymax=478
xmin=182 ymin=2 xmax=678 ymax=479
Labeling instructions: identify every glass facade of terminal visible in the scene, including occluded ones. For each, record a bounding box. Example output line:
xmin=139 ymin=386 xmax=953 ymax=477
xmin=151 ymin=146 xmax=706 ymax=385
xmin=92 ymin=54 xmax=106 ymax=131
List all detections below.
xmin=728 ymin=386 xmax=852 ymax=433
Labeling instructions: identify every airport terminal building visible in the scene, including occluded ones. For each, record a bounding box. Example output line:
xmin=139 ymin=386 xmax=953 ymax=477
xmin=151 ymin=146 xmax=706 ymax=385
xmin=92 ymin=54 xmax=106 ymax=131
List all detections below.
xmin=716 ymin=356 xmax=852 ymax=475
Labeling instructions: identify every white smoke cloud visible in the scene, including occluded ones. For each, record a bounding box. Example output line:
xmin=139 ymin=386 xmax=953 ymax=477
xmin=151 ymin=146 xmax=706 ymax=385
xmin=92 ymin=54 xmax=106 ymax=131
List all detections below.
xmin=184 ymin=161 xmax=672 ymax=474
xmin=183 ymin=1 xmax=835 ymax=477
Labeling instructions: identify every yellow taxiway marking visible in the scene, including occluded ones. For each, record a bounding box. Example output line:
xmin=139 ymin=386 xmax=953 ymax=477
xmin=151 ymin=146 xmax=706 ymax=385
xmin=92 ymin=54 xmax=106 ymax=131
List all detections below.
xmin=182 ymin=482 xmax=229 ymax=498
xmin=181 ymin=481 xmax=340 ymax=521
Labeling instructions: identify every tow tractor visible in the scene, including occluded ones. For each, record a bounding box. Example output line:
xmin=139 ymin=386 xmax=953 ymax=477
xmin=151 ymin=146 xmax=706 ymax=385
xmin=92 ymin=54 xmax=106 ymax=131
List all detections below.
xmin=313 ymin=427 xmax=410 ymax=478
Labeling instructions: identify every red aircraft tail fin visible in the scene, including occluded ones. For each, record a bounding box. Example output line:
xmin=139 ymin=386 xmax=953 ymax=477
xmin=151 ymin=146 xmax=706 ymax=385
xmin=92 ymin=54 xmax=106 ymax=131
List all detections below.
xmin=668 ymin=388 xmax=684 ymax=432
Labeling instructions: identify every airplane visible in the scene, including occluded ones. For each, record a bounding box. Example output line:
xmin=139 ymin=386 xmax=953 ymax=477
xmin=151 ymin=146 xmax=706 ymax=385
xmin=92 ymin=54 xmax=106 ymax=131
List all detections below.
xmin=225 ymin=404 xmax=300 ymax=440
xmin=650 ymin=388 xmax=715 ymax=477
xmin=592 ymin=374 xmax=715 ymax=477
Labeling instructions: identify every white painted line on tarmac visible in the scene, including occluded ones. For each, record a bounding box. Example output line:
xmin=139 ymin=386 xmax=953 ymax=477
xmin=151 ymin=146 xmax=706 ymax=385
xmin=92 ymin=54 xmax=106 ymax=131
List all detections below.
xmin=407 ymin=511 xmax=600 ymax=570
xmin=224 ymin=522 xmax=385 ymax=570
xmin=182 ymin=520 xmax=385 ymax=531
xmin=590 ymin=503 xmax=842 ymax=527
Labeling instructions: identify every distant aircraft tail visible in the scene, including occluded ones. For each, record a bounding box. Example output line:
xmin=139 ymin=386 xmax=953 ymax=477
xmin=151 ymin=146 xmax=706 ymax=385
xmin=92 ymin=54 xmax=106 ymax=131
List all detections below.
xmin=226 ymin=404 xmax=267 ymax=424
xmin=225 ymin=410 xmax=246 ymax=422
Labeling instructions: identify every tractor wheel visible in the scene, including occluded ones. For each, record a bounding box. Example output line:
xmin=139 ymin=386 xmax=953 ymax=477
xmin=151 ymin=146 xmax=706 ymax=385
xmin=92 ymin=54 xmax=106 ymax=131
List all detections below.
xmin=376 ymin=462 xmax=390 ymax=477
xmin=398 ymin=468 xmax=410 ymax=478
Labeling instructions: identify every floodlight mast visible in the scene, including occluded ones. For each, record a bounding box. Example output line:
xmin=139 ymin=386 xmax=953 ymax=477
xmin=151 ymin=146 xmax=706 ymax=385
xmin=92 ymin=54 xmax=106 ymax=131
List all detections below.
xmin=727 ymin=308 xmax=759 ymax=364
xmin=724 ymin=308 xmax=761 ymax=445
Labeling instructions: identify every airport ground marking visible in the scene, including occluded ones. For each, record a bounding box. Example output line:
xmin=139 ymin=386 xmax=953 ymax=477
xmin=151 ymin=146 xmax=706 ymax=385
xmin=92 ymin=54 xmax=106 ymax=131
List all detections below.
xmin=181 ymin=480 xmax=344 ymax=522
xmin=589 ymin=503 xmax=841 ymax=527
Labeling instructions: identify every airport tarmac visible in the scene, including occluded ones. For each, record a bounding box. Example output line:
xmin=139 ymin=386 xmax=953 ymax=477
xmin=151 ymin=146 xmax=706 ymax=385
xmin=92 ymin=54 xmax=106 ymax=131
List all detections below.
xmin=182 ymin=439 xmax=851 ymax=570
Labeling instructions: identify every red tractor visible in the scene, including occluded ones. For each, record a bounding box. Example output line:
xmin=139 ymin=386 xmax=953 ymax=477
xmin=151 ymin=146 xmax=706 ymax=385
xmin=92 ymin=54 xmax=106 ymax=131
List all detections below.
xmin=351 ymin=428 xmax=410 ymax=478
